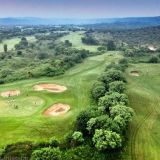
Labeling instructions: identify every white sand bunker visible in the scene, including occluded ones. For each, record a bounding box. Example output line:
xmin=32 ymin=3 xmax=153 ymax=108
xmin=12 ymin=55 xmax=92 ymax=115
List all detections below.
xmin=130 ymin=71 xmax=140 ymax=77
xmin=1 ymin=90 xmax=20 ymax=97
xmin=44 ymin=103 xmax=70 ymax=116
xmin=33 ymin=83 xmax=67 ymax=93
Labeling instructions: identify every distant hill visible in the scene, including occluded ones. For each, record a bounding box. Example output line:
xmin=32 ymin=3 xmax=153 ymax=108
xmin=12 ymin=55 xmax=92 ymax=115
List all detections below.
xmin=0 ymin=17 xmax=160 ymax=28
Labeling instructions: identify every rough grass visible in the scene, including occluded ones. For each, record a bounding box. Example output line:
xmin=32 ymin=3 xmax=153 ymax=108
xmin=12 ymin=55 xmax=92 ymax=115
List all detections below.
xmin=0 ymin=52 xmax=122 ymax=147
xmin=124 ymin=63 xmax=160 ymax=160
xmin=59 ymin=31 xmax=99 ymax=52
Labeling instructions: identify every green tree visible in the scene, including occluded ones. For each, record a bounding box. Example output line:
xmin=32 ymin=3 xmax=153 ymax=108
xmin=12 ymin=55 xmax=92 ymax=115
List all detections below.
xmin=93 ymin=129 xmax=122 ymax=151
xmin=87 ymin=115 xmax=112 ymax=134
xmin=75 ymin=111 xmax=92 ymax=134
xmin=107 ymin=40 xmax=116 ymax=51
xmin=110 ymin=104 xmax=134 ymax=123
xmin=109 ymin=81 xmax=125 ymax=93
xmin=3 ymin=44 xmax=7 ymax=53
xmin=72 ymin=131 xmax=84 ymax=145
xmin=31 ymin=147 xmax=61 ymax=160
xmin=99 ymin=69 xmax=125 ymax=89
xmin=98 ymin=92 xmax=128 ymax=111
xmin=148 ymin=56 xmax=159 ymax=63
xmin=91 ymin=82 xmax=106 ymax=100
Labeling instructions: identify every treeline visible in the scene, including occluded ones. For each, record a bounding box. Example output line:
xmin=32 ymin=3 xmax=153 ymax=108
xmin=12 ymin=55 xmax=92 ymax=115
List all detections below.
xmin=106 ymin=26 xmax=160 ymax=47
xmin=74 ymin=58 xmax=134 ymax=152
xmin=0 ymin=47 xmax=92 ymax=83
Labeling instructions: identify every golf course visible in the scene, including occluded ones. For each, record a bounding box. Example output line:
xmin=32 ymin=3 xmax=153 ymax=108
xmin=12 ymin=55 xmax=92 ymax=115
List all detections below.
xmin=0 ymin=46 xmax=121 ymax=147
xmin=0 ymin=24 xmax=160 ymax=159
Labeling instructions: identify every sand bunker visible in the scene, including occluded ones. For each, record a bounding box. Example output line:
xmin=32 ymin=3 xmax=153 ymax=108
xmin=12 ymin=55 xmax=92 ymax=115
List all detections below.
xmin=148 ymin=46 xmax=157 ymax=51
xmin=44 ymin=103 xmax=70 ymax=116
xmin=1 ymin=90 xmax=20 ymax=97
xmin=130 ymin=71 xmax=140 ymax=77
xmin=33 ymin=83 xmax=67 ymax=93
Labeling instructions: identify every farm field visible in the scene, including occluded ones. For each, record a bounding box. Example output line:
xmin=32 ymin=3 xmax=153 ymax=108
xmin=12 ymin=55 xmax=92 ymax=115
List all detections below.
xmin=0 ymin=51 xmax=121 ymax=147
xmin=124 ymin=63 xmax=160 ymax=160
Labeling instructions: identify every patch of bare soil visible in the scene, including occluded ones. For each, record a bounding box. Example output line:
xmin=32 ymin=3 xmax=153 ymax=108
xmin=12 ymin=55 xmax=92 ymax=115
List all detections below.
xmin=33 ymin=83 xmax=67 ymax=93
xmin=1 ymin=90 xmax=20 ymax=97
xmin=130 ymin=71 xmax=140 ymax=77
xmin=43 ymin=103 xmax=70 ymax=116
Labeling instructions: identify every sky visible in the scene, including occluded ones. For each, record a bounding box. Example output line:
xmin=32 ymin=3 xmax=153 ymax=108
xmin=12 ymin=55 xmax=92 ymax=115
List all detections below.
xmin=0 ymin=0 xmax=159 ymax=18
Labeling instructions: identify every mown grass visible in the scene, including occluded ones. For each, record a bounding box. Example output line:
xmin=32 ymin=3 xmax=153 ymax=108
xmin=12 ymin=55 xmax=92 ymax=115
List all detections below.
xmin=59 ymin=31 xmax=99 ymax=52
xmin=0 ymin=52 xmax=122 ymax=147
xmin=0 ymin=36 xmax=36 ymax=52
xmin=124 ymin=63 xmax=160 ymax=160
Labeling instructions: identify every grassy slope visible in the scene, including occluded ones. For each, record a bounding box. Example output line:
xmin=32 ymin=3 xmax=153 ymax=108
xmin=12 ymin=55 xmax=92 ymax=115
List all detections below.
xmin=0 ymin=36 xmax=36 ymax=52
xmin=0 ymin=51 xmax=121 ymax=147
xmin=59 ymin=31 xmax=99 ymax=52
xmin=124 ymin=63 xmax=160 ymax=160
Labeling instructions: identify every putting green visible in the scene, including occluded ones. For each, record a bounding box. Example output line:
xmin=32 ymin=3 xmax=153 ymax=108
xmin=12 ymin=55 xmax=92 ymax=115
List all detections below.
xmin=0 ymin=96 xmax=44 ymax=117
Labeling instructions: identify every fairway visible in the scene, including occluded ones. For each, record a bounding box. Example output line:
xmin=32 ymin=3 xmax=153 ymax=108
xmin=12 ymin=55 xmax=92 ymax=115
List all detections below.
xmin=0 ymin=36 xmax=36 ymax=52
xmin=124 ymin=63 xmax=160 ymax=160
xmin=0 ymin=52 xmax=121 ymax=147
xmin=59 ymin=31 xmax=99 ymax=51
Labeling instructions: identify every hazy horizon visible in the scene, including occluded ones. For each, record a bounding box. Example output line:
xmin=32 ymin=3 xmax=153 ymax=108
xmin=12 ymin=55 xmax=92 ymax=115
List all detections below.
xmin=0 ymin=0 xmax=159 ymax=18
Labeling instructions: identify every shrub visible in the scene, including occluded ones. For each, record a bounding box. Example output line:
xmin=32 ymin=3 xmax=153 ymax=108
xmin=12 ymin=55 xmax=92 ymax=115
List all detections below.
xmin=50 ymin=137 xmax=59 ymax=147
xmin=31 ymin=147 xmax=61 ymax=160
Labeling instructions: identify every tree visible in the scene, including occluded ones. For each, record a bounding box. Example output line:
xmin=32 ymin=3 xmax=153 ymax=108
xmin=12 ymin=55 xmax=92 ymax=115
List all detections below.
xmin=91 ymin=83 xmax=106 ymax=100
xmin=98 ymin=92 xmax=128 ymax=111
xmin=31 ymin=147 xmax=61 ymax=160
xmin=75 ymin=111 xmax=92 ymax=134
xmin=72 ymin=131 xmax=84 ymax=146
xmin=87 ymin=115 xmax=112 ymax=134
xmin=99 ymin=69 xmax=126 ymax=89
xmin=111 ymin=115 xmax=126 ymax=133
xmin=109 ymin=81 xmax=125 ymax=93
xmin=148 ymin=56 xmax=159 ymax=63
xmin=93 ymin=129 xmax=122 ymax=151
xmin=110 ymin=104 xmax=134 ymax=123
xmin=4 ymin=44 xmax=7 ymax=53
xmin=107 ymin=40 xmax=116 ymax=51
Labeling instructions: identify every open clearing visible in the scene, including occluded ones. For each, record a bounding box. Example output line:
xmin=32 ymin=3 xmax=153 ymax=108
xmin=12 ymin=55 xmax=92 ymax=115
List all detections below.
xmin=59 ymin=31 xmax=99 ymax=51
xmin=0 ymin=51 xmax=122 ymax=147
xmin=0 ymin=36 xmax=36 ymax=52
xmin=124 ymin=63 xmax=160 ymax=160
